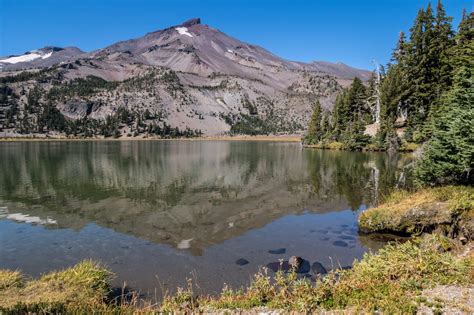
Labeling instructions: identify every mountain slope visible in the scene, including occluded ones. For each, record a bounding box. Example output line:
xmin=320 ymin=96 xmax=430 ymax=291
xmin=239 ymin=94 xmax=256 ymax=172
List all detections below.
xmin=0 ymin=18 xmax=371 ymax=137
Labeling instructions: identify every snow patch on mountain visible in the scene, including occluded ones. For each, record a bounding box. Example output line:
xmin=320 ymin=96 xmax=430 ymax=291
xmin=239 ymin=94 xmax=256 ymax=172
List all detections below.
xmin=41 ymin=52 xmax=53 ymax=59
xmin=0 ymin=50 xmax=54 ymax=64
xmin=0 ymin=53 xmax=42 ymax=64
xmin=175 ymin=27 xmax=193 ymax=37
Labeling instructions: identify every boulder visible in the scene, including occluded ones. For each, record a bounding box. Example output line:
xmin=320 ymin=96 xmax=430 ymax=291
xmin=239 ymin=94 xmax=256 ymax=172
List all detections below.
xmin=289 ymin=256 xmax=302 ymax=270
xmin=235 ymin=258 xmax=249 ymax=266
xmin=311 ymin=262 xmax=327 ymax=275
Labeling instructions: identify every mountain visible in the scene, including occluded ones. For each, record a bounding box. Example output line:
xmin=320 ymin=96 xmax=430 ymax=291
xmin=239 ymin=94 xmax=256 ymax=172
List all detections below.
xmin=0 ymin=46 xmax=84 ymax=71
xmin=0 ymin=18 xmax=371 ymax=137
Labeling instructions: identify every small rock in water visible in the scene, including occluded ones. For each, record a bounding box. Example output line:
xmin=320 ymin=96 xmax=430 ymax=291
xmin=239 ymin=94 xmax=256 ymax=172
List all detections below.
xmin=289 ymin=256 xmax=303 ymax=270
xmin=268 ymin=248 xmax=286 ymax=255
xmin=311 ymin=262 xmax=328 ymax=275
xmin=266 ymin=261 xmax=290 ymax=272
xmin=320 ymin=237 xmax=330 ymax=241
xmin=267 ymin=258 xmax=310 ymax=273
xmin=339 ymin=235 xmax=356 ymax=240
xmin=345 ymin=228 xmax=358 ymax=235
xmin=340 ymin=224 xmax=349 ymax=228
xmin=235 ymin=258 xmax=249 ymax=266
xmin=333 ymin=240 xmax=349 ymax=247
xmin=298 ymin=259 xmax=311 ymax=273
xmin=316 ymin=229 xmax=329 ymax=234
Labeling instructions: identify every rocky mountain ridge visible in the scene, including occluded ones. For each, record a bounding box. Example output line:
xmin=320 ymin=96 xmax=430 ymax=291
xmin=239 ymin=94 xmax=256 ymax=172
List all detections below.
xmin=0 ymin=18 xmax=371 ymax=137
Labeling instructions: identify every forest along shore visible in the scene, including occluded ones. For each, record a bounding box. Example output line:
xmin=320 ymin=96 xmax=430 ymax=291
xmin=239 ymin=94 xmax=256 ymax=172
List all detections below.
xmin=1 ymin=186 xmax=472 ymax=313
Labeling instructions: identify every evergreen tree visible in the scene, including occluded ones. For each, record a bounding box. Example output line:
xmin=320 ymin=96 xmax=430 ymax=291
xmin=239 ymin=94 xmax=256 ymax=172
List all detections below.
xmin=320 ymin=113 xmax=331 ymax=139
xmin=414 ymin=66 xmax=474 ymax=186
xmin=449 ymin=11 xmax=473 ymax=73
xmin=347 ymin=77 xmax=368 ymax=122
xmin=377 ymin=64 xmax=406 ymax=148
xmin=392 ymin=31 xmax=408 ymax=65
xmin=304 ymin=100 xmax=323 ymax=144
xmin=332 ymin=90 xmax=350 ymax=139
xmin=432 ymin=0 xmax=455 ymax=94
xmin=405 ymin=6 xmax=437 ymax=141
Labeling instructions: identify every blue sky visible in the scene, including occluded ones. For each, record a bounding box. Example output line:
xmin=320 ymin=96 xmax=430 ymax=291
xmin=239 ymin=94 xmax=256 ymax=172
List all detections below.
xmin=0 ymin=0 xmax=469 ymax=70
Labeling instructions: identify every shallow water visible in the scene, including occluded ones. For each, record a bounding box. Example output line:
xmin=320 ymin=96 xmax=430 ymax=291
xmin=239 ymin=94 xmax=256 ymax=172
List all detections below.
xmin=0 ymin=140 xmax=410 ymax=296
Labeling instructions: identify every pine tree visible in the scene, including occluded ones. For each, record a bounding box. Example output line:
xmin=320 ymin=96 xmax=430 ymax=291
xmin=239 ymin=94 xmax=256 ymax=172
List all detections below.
xmin=414 ymin=66 xmax=474 ymax=186
xmin=432 ymin=0 xmax=454 ymax=94
xmin=304 ymin=100 xmax=323 ymax=144
xmin=415 ymin=10 xmax=474 ymax=185
xmin=377 ymin=64 xmax=407 ymax=148
xmin=450 ymin=11 xmax=473 ymax=73
xmin=405 ymin=7 xmax=433 ymax=141
xmin=392 ymin=31 xmax=408 ymax=65
xmin=332 ymin=90 xmax=350 ymax=139
xmin=321 ymin=113 xmax=331 ymax=139
xmin=347 ymin=77 xmax=368 ymax=122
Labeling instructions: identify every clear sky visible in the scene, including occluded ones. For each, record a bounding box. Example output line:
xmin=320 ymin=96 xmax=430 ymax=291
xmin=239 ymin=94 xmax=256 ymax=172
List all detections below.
xmin=0 ymin=0 xmax=469 ymax=70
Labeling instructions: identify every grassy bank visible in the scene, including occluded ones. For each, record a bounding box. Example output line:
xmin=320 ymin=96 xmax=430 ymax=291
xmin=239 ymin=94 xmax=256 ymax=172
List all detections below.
xmin=0 ymin=261 xmax=114 ymax=313
xmin=1 ymin=235 xmax=472 ymax=313
xmin=359 ymin=186 xmax=474 ymax=238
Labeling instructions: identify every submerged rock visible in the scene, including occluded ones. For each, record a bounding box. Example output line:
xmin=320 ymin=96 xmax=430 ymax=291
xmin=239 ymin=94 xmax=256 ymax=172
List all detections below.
xmin=267 ymin=258 xmax=310 ymax=274
xmin=311 ymin=262 xmax=327 ymax=275
xmin=266 ymin=261 xmax=290 ymax=272
xmin=268 ymin=248 xmax=286 ymax=255
xmin=339 ymin=235 xmax=356 ymax=240
xmin=235 ymin=258 xmax=249 ymax=266
xmin=333 ymin=240 xmax=349 ymax=247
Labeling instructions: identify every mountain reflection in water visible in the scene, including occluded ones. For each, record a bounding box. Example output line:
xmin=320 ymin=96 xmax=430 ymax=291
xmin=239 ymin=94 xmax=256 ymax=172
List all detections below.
xmin=0 ymin=141 xmax=411 ymax=255
xmin=0 ymin=141 xmax=413 ymax=294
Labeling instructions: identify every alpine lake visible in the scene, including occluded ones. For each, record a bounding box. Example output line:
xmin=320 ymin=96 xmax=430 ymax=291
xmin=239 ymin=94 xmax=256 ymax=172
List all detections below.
xmin=0 ymin=140 xmax=412 ymax=297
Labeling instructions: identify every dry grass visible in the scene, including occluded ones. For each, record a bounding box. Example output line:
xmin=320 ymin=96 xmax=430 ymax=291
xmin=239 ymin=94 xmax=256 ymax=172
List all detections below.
xmin=158 ymin=235 xmax=473 ymax=313
xmin=0 ymin=237 xmax=471 ymax=313
xmin=359 ymin=186 xmax=474 ymax=235
xmin=0 ymin=270 xmax=23 ymax=290
xmin=0 ymin=260 xmax=112 ymax=313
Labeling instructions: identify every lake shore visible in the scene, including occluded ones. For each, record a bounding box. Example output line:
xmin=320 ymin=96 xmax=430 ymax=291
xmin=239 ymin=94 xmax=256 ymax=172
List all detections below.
xmin=0 ymin=134 xmax=302 ymax=142
xmin=1 ymin=186 xmax=472 ymax=313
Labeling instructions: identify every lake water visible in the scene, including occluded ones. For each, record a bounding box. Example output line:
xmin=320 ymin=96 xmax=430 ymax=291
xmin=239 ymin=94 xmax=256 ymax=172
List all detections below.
xmin=0 ymin=140 xmax=411 ymax=297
